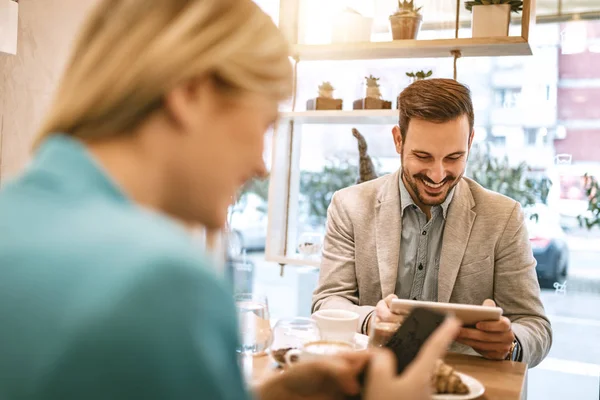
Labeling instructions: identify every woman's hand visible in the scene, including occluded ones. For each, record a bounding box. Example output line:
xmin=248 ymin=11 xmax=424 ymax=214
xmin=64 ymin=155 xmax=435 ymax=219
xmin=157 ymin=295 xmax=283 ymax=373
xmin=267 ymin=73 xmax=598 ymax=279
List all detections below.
xmin=255 ymin=351 xmax=370 ymax=400
xmin=255 ymin=316 xmax=460 ymax=400
xmin=364 ymin=317 xmax=462 ymax=400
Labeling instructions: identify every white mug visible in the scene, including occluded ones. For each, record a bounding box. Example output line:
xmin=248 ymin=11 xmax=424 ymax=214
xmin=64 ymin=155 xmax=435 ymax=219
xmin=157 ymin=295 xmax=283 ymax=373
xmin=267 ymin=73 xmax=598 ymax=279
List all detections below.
xmin=311 ymin=309 xmax=359 ymax=343
xmin=284 ymin=340 xmax=354 ymax=366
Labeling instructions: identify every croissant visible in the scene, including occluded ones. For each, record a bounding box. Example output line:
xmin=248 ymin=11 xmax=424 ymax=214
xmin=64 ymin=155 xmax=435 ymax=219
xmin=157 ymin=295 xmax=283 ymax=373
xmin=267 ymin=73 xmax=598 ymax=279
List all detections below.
xmin=432 ymin=360 xmax=470 ymax=395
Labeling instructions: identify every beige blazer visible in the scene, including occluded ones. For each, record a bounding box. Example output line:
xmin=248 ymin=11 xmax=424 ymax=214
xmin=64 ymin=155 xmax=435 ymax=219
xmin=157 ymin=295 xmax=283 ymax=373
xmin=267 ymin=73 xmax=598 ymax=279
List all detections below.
xmin=312 ymin=170 xmax=552 ymax=368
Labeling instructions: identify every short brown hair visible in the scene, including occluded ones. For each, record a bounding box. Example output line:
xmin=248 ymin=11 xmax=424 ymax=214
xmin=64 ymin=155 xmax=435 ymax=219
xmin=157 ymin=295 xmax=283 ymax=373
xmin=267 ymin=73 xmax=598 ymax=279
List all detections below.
xmin=398 ymin=78 xmax=474 ymax=140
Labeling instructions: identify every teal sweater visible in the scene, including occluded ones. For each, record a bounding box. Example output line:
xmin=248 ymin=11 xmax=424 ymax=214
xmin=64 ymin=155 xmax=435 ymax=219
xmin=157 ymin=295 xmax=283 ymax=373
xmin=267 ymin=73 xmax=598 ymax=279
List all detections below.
xmin=0 ymin=135 xmax=250 ymax=400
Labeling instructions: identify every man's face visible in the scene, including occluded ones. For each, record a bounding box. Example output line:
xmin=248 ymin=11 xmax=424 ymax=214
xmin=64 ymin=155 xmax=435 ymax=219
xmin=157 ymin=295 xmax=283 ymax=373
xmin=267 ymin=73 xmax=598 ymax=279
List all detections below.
xmin=392 ymin=115 xmax=473 ymax=208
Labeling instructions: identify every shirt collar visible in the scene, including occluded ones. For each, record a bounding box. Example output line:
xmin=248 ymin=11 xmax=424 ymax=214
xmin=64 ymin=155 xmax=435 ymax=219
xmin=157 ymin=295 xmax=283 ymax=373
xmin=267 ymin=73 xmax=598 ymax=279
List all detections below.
xmin=30 ymin=134 xmax=130 ymax=204
xmin=398 ymin=174 xmax=455 ymax=219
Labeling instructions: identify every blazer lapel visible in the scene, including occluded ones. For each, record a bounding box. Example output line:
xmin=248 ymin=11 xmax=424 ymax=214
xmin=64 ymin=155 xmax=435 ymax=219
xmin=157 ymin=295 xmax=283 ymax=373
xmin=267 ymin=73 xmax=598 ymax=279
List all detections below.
xmin=375 ymin=170 xmax=402 ymax=297
xmin=438 ymin=180 xmax=476 ymax=303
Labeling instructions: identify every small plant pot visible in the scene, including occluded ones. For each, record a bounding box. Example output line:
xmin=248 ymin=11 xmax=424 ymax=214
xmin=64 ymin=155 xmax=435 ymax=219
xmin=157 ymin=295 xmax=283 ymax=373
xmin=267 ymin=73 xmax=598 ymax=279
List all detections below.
xmin=306 ymin=97 xmax=343 ymax=110
xmin=366 ymin=87 xmax=381 ymax=98
xmin=389 ymin=14 xmax=422 ymax=40
xmin=353 ymin=97 xmax=392 ymax=110
xmin=332 ymin=14 xmax=373 ymax=43
xmin=0 ymin=0 xmax=19 ymax=55
xmin=471 ymin=4 xmax=511 ymax=38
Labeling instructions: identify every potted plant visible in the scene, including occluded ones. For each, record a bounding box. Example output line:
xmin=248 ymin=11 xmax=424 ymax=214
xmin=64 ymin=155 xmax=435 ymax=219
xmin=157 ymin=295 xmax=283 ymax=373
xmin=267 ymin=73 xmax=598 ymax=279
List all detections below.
xmin=465 ymin=0 xmax=523 ymax=38
xmin=0 ymin=0 xmax=19 ymax=55
xmin=306 ymin=81 xmax=343 ymax=110
xmin=365 ymin=75 xmax=382 ymax=99
xmin=353 ymin=75 xmax=391 ymax=110
xmin=389 ymin=0 xmax=423 ymax=40
xmin=332 ymin=7 xmax=373 ymax=43
xmin=406 ymin=70 xmax=433 ymax=83
xmin=397 ymin=70 xmax=432 ymax=108
xmin=318 ymin=81 xmax=335 ymax=99
xmin=578 ymin=174 xmax=599 ymax=230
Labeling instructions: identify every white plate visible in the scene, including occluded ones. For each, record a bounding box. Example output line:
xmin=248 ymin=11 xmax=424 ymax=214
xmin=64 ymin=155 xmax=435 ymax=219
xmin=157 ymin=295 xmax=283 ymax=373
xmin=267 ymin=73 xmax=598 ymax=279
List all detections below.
xmin=432 ymin=372 xmax=485 ymax=400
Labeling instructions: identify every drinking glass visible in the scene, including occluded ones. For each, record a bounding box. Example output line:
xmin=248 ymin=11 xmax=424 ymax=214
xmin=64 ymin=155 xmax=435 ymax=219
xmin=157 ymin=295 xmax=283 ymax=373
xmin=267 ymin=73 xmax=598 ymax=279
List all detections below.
xmin=270 ymin=317 xmax=321 ymax=366
xmin=235 ymin=293 xmax=272 ymax=356
xmin=297 ymin=232 xmax=323 ymax=257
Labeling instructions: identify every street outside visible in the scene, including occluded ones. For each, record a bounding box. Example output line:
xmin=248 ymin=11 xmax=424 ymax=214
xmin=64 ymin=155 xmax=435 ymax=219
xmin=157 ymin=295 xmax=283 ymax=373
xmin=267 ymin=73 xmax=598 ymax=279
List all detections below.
xmin=240 ymin=231 xmax=600 ymax=400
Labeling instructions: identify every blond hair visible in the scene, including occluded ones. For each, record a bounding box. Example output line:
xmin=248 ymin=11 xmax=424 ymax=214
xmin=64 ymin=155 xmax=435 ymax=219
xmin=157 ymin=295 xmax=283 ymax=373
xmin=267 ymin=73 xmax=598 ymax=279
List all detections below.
xmin=35 ymin=0 xmax=292 ymax=146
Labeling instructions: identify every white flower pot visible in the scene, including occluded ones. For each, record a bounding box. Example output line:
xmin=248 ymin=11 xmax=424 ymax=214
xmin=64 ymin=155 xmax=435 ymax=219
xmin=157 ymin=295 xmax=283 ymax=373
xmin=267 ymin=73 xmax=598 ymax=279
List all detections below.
xmin=332 ymin=12 xmax=373 ymax=43
xmin=471 ymin=4 xmax=511 ymax=38
xmin=0 ymin=0 xmax=18 ymax=55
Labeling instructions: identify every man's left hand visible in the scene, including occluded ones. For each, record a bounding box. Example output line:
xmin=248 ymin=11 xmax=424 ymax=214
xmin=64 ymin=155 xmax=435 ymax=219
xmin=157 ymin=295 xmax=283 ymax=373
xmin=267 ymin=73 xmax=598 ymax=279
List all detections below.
xmin=456 ymin=299 xmax=515 ymax=360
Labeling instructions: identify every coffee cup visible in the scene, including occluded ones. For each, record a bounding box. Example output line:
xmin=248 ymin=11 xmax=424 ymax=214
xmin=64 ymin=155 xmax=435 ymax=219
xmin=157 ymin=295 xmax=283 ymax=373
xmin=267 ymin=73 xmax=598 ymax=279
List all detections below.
xmin=311 ymin=309 xmax=359 ymax=343
xmin=284 ymin=340 xmax=354 ymax=366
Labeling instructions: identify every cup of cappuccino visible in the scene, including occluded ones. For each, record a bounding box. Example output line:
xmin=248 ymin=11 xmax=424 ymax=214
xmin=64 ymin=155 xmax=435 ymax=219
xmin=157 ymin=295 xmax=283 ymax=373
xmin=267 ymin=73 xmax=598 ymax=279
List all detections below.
xmin=284 ymin=340 xmax=354 ymax=366
xmin=311 ymin=309 xmax=359 ymax=343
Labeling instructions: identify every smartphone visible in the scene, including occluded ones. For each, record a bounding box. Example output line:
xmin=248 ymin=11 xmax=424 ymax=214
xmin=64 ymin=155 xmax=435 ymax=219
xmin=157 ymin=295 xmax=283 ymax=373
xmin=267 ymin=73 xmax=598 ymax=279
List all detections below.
xmin=350 ymin=307 xmax=448 ymax=399
xmin=384 ymin=307 xmax=448 ymax=374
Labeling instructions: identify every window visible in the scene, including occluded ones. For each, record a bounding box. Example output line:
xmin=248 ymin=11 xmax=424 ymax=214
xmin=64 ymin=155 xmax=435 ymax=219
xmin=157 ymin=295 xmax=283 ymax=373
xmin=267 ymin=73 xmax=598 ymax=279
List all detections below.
xmin=525 ymin=128 xmax=538 ymax=146
xmin=495 ymin=88 xmax=522 ymax=108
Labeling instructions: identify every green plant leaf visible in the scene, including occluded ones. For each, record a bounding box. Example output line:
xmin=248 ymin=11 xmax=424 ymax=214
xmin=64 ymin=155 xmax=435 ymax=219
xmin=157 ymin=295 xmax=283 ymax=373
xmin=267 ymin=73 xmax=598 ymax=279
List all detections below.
xmin=468 ymin=143 xmax=551 ymax=211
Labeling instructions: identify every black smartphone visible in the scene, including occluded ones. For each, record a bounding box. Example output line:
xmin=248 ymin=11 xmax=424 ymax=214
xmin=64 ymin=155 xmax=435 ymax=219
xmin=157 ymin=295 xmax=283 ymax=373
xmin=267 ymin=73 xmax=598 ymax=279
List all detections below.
xmin=384 ymin=307 xmax=448 ymax=374
xmin=350 ymin=307 xmax=447 ymax=399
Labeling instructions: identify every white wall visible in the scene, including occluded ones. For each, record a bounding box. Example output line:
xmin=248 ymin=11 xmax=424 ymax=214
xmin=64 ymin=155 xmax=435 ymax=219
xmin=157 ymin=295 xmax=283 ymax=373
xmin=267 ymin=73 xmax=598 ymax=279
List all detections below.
xmin=0 ymin=0 xmax=98 ymax=181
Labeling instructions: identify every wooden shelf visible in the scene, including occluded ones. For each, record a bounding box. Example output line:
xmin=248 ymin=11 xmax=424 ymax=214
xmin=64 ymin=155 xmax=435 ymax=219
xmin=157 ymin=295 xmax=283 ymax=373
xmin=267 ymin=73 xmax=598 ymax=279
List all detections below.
xmin=267 ymin=254 xmax=322 ymax=268
xmin=292 ymin=37 xmax=532 ymax=61
xmin=279 ymin=110 xmax=398 ymax=125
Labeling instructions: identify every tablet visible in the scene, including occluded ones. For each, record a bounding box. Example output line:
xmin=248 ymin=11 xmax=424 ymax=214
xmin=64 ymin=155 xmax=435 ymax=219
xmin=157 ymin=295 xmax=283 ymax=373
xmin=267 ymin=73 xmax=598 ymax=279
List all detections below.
xmin=391 ymin=299 xmax=503 ymax=326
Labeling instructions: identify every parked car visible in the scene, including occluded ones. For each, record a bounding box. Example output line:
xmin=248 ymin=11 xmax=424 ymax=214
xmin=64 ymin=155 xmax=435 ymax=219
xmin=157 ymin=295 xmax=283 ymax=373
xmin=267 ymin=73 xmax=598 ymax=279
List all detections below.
xmin=229 ymin=193 xmax=268 ymax=253
xmin=525 ymin=204 xmax=569 ymax=288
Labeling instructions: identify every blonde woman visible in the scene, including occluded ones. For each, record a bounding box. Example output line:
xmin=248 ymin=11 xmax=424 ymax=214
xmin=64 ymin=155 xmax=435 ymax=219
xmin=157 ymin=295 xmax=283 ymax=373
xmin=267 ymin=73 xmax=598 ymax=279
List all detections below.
xmin=0 ymin=0 xmax=459 ymax=399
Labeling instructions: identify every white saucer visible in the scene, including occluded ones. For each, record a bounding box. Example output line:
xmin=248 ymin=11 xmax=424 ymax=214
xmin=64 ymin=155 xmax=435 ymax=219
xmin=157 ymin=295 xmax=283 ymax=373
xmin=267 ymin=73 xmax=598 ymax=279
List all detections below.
xmin=354 ymin=333 xmax=369 ymax=350
xmin=432 ymin=372 xmax=485 ymax=400
xmin=271 ymin=333 xmax=370 ymax=367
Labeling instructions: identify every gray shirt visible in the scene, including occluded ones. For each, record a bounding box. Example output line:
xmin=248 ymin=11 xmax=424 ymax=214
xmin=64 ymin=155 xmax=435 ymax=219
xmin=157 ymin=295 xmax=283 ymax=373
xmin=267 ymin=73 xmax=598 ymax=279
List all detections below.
xmin=396 ymin=177 xmax=455 ymax=302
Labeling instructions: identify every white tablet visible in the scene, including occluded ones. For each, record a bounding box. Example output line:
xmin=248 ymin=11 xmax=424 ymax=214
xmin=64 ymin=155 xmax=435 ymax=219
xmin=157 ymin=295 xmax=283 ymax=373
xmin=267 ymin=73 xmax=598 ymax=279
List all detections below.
xmin=391 ymin=299 xmax=503 ymax=326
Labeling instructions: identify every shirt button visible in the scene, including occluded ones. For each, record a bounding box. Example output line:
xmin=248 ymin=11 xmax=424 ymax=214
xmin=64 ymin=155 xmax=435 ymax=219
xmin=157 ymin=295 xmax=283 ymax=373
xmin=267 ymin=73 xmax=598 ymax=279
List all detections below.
xmin=418 ymin=264 xmax=424 ymax=270
xmin=422 ymin=231 xmax=427 ymax=235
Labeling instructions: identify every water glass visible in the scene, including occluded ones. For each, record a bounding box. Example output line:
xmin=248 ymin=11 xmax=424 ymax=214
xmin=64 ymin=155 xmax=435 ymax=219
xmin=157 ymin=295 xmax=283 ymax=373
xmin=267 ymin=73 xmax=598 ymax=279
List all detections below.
xmin=270 ymin=317 xmax=321 ymax=365
xmin=235 ymin=293 xmax=272 ymax=356
xmin=297 ymin=232 xmax=323 ymax=257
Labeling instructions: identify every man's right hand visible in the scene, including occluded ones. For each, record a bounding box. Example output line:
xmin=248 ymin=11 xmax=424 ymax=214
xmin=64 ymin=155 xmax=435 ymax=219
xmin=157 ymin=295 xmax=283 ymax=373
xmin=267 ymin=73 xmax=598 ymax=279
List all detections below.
xmin=367 ymin=294 xmax=403 ymax=333
xmin=364 ymin=317 xmax=462 ymax=400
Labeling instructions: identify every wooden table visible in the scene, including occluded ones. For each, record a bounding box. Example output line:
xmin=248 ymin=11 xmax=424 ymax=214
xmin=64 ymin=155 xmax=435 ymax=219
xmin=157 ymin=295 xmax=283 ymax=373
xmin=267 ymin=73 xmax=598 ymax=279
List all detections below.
xmin=243 ymin=352 xmax=527 ymax=400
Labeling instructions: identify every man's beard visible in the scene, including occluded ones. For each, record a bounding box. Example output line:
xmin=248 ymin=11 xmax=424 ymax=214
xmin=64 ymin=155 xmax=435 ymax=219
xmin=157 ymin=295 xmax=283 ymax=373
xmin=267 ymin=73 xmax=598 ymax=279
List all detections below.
xmin=401 ymin=167 xmax=463 ymax=207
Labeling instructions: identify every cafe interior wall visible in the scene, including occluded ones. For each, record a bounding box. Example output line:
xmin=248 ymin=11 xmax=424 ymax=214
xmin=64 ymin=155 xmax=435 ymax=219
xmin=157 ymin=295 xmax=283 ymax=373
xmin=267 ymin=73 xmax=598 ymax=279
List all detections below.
xmin=0 ymin=0 xmax=228 ymax=268
xmin=0 ymin=0 xmax=99 ymax=183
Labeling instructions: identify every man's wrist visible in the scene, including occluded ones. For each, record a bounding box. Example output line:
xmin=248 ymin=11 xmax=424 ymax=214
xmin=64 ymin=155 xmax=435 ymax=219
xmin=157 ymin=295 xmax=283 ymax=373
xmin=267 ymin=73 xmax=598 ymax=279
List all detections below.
xmin=506 ymin=335 xmax=522 ymax=361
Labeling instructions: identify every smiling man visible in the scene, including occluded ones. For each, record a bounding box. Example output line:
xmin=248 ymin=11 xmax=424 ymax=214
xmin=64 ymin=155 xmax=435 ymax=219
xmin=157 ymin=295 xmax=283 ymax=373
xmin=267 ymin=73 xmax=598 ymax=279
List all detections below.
xmin=312 ymin=78 xmax=552 ymax=368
